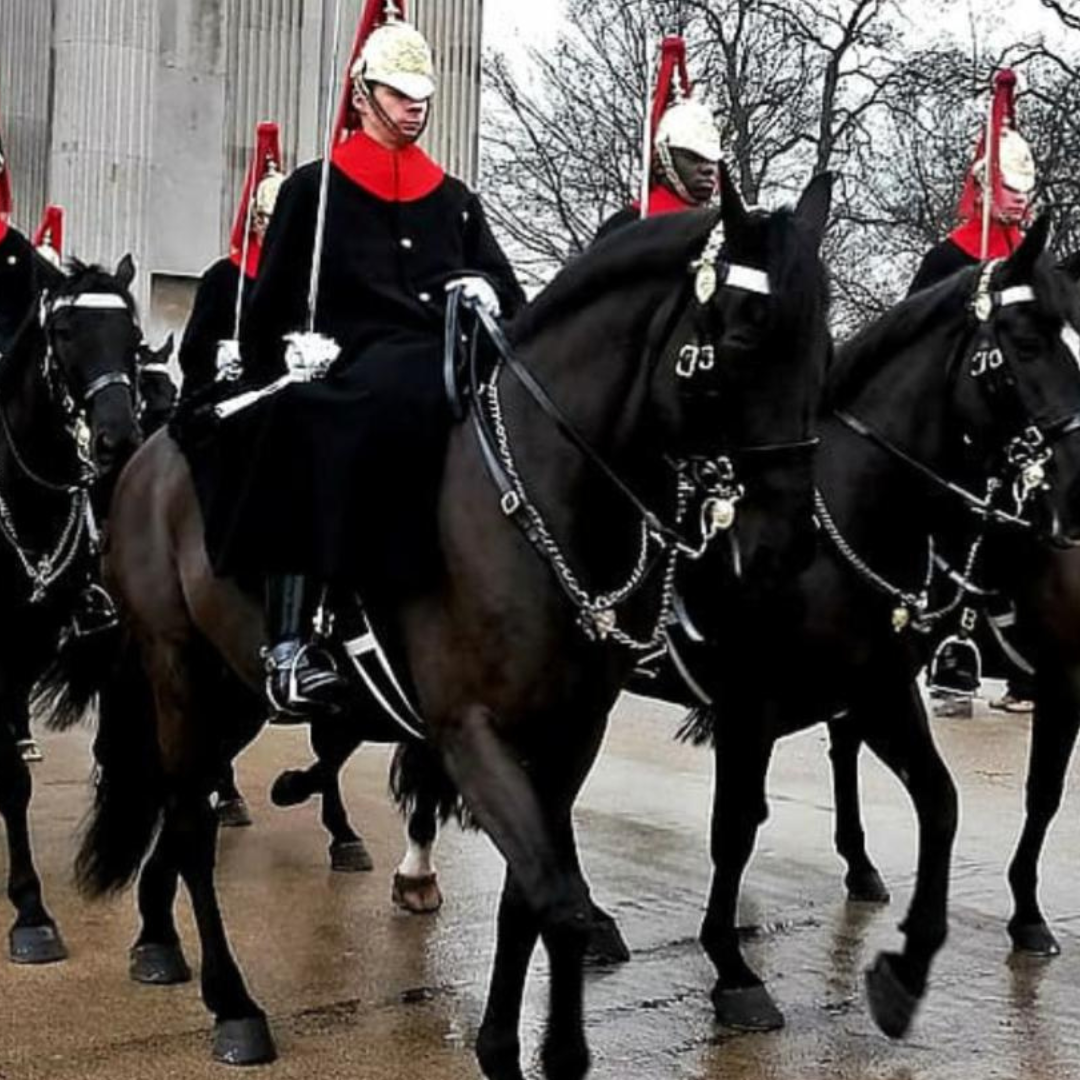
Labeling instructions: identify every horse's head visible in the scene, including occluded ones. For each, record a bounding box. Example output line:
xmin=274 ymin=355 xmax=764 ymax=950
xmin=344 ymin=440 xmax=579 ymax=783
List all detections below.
xmin=947 ymin=218 xmax=1080 ymax=547
xmin=136 ymin=332 xmax=178 ymax=436
xmin=652 ymin=165 xmax=832 ymax=585
xmin=41 ymin=255 xmax=143 ymax=476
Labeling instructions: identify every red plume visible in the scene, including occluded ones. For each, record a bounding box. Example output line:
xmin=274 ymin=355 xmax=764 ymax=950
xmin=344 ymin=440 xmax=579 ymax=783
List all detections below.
xmin=33 ymin=205 xmax=63 ymax=258
xmin=956 ymin=69 xmax=1019 ymax=224
xmin=229 ymin=122 xmax=283 ymax=278
xmin=332 ymin=0 xmax=409 ymax=147
xmin=650 ymin=37 xmax=693 ymax=143
xmin=0 ymin=101 xmax=13 ymax=244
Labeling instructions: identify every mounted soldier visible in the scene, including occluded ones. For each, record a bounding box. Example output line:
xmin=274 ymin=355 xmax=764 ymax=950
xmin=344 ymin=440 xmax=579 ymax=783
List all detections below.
xmin=596 ymin=36 xmax=722 ymax=241
xmin=910 ymin=69 xmax=1039 ymax=713
xmin=178 ymin=123 xmax=286 ymax=397
xmin=182 ymin=0 xmax=524 ymax=717
xmin=32 ymin=205 xmax=64 ymax=270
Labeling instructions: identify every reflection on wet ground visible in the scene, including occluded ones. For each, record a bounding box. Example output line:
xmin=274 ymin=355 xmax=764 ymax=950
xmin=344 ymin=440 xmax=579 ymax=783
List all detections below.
xmin=2 ymin=691 xmax=1079 ymax=1078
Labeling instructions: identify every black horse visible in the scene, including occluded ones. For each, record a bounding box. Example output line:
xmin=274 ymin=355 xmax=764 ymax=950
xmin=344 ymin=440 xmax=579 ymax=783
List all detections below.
xmin=826 ymin=533 xmax=1080 ymax=957
xmin=1 ymin=255 xmax=144 ymax=964
xmin=48 ymin=171 xmax=833 ymax=1075
xmin=624 ymin=218 xmax=1080 ymax=1040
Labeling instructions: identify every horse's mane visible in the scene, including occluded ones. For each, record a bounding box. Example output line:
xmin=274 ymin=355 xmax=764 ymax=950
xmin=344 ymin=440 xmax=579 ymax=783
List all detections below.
xmin=828 ymin=253 xmax=1080 ymax=412
xmin=507 ymin=209 xmax=720 ymax=346
xmin=827 ymin=265 xmax=978 ymax=411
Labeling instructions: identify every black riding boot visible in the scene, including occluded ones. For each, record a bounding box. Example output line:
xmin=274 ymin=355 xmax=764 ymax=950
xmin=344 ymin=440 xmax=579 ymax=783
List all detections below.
xmin=263 ymin=574 xmax=348 ymax=719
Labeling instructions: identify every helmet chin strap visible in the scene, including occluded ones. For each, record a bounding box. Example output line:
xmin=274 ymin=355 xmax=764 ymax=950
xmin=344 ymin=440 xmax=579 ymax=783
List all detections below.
xmin=356 ymin=79 xmax=430 ymax=145
xmin=656 ymin=142 xmax=698 ymax=205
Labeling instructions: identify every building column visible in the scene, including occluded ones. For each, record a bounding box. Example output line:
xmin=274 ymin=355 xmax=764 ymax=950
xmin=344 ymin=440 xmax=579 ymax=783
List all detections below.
xmin=50 ymin=0 xmax=158 ymax=307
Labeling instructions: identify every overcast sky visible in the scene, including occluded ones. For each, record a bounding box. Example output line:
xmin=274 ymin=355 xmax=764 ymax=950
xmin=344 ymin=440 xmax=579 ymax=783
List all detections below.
xmin=482 ymin=1 xmax=1071 ymax=58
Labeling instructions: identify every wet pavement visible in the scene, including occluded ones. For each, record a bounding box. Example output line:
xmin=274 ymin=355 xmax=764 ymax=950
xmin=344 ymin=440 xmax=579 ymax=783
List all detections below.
xmin=2 ymin=688 xmax=1080 ymax=1079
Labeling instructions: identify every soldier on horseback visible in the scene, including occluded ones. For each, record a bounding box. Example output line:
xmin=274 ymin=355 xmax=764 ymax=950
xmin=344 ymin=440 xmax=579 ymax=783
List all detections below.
xmin=908 ymin=69 xmax=1039 ymax=712
xmin=596 ymin=36 xmax=722 ymax=240
xmin=197 ymin=0 xmax=523 ymax=717
xmin=178 ymin=123 xmax=286 ymax=397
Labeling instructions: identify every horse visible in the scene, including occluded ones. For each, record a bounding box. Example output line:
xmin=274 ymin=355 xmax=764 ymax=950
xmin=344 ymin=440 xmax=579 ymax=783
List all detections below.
xmin=620 ymin=218 xmax=1080 ymax=1040
xmin=0 ymin=255 xmax=144 ymax=965
xmin=52 ymin=169 xmax=833 ymax=1075
xmin=826 ymin=538 xmax=1080 ymax=956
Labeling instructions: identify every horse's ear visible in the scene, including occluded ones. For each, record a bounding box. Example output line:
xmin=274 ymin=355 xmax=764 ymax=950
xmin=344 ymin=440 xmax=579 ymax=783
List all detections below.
xmin=795 ymin=171 xmax=833 ymax=251
xmin=1007 ymin=215 xmax=1051 ymax=275
xmin=1057 ymin=251 xmax=1080 ymax=283
xmin=718 ymin=161 xmax=748 ymax=235
xmin=115 ymin=253 xmax=136 ymax=290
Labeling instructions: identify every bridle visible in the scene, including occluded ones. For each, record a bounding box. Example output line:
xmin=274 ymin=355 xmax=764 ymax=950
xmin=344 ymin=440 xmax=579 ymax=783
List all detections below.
xmin=457 ymin=214 xmax=821 ymax=649
xmin=0 ymin=285 xmax=140 ymax=603
xmin=817 ymin=258 xmax=1080 ymax=633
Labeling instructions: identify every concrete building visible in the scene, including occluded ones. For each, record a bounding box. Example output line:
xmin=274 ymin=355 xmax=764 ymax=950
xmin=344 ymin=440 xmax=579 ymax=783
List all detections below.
xmin=0 ymin=0 xmax=483 ymax=338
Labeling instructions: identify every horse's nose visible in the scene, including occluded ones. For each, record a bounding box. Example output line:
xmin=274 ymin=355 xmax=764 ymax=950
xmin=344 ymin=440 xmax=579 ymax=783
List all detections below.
xmin=94 ymin=429 xmax=119 ymax=469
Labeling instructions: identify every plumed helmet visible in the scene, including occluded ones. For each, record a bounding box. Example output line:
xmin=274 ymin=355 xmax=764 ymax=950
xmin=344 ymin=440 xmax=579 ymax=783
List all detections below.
xmin=656 ymin=99 xmax=722 ymax=163
xmin=33 ymin=205 xmax=63 ymax=266
xmin=975 ymin=127 xmax=1035 ymax=195
xmin=254 ymin=160 xmax=285 ymax=218
xmin=350 ymin=19 xmax=435 ymax=103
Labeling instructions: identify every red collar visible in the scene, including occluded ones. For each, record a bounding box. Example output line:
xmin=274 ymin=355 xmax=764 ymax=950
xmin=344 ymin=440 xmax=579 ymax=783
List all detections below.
xmin=0 ymin=219 xmax=8 ymax=247
xmin=228 ymin=243 xmax=260 ymax=280
xmin=331 ymin=132 xmax=445 ymax=203
xmin=948 ymin=218 xmax=1023 ymax=261
xmin=632 ymin=185 xmax=697 ymax=218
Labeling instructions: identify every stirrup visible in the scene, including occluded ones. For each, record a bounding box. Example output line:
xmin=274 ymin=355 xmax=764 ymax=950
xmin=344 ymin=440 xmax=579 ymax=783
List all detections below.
xmin=16 ymin=738 xmax=44 ymax=764
xmin=264 ymin=640 xmax=347 ymax=720
xmin=71 ymin=584 xmax=119 ymax=638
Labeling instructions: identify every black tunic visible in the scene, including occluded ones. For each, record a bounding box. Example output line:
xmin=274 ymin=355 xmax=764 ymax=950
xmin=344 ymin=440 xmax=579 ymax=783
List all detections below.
xmin=0 ymin=228 xmax=56 ymax=356
xmin=185 ymin=156 xmax=524 ymax=591
xmin=178 ymin=257 xmax=243 ymax=398
xmin=907 ymin=238 xmax=976 ymax=296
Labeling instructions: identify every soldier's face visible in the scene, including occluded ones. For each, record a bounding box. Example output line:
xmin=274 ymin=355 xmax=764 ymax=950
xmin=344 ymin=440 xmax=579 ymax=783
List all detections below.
xmin=671 ymin=148 xmax=719 ymax=205
xmin=355 ymin=82 xmax=429 ymax=148
xmin=996 ymin=185 xmax=1030 ymax=224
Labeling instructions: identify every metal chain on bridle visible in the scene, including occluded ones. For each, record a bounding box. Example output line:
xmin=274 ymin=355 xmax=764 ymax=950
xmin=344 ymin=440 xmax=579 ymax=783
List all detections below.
xmin=816 ymin=258 xmax=1080 ymax=633
xmin=0 ymin=290 xmax=138 ymax=603
xmin=463 ymin=216 xmax=802 ymax=651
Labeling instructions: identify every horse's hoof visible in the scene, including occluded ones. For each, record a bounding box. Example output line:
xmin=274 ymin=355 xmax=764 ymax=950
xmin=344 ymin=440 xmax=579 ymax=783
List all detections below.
xmin=711 ymin=982 xmax=785 ymax=1032
xmin=846 ymin=867 xmax=890 ymax=905
xmin=130 ymin=942 xmax=192 ymax=985
xmin=1009 ymin=920 xmax=1061 ymax=957
xmin=212 ymin=1015 xmax=277 ymax=1066
xmin=476 ymin=1027 xmax=525 ymax=1080
xmin=216 ymin=798 xmax=253 ymax=829
xmin=10 ymin=924 xmax=67 ymax=965
xmin=585 ymin=912 xmax=631 ymax=966
xmin=541 ymin=1032 xmax=590 ymax=1080
xmin=330 ymin=838 xmax=374 ymax=873
xmin=270 ymin=769 xmax=312 ymax=808
xmin=865 ymin=952 xmax=919 ymax=1039
xmin=392 ymin=871 xmax=443 ymax=914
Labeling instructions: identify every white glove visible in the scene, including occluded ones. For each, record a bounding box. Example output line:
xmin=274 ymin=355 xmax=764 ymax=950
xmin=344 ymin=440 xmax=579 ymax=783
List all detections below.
xmin=215 ymin=339 xmax=243 ymax=382
xmin=283 ymin=331 xmax=341 ymax=381
xmin=445 ymin=276 xmax=501 ymax=319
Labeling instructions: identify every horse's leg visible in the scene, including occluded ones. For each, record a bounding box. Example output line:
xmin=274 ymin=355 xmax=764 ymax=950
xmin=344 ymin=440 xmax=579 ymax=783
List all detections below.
xmin=441 ymin=704 xmax=592 ymax=1080
xmin=129 ymin=828 xmax=192 ymax=985
xmin=1 ymin=717 xmax=66 ymax=964
xmin=392 ymin=788 xmax=443 ymax=913
xmin=214 ymin=760 xmax=252 ymax=829
xmin=860 ymin=679 xmax=957 ymax=1040
xmin=700 ymin=725 xmax=782 ymax=1031
xmin=168 ymin=783 xmax=275 ymax=1064
xmin=1007 ymin=672 xmax=1080 ymax=956
xmin=828 ymin=720 xmax=890 ymax=903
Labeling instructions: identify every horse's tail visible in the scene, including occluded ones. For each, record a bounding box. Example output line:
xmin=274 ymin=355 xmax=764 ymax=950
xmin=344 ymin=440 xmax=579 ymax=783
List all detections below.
xmin=35 ymin=620 xmax=123 ymax=732
xmin=675 ymin=705 xmax=718 ymax=747
xmin=389 ymin=739 xmax=472 ymax=828
xmin=76 ymin=632 xmax=163 ymax=897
